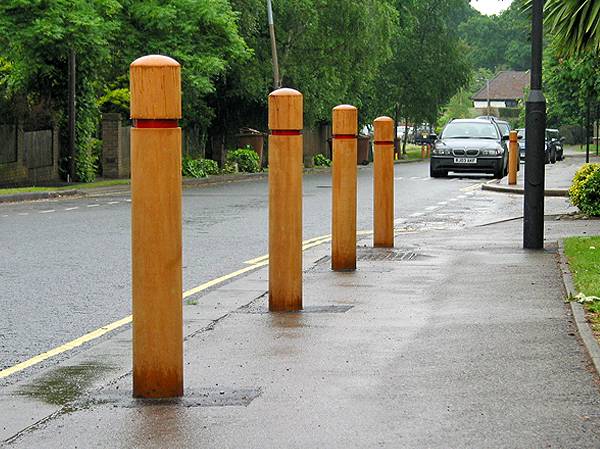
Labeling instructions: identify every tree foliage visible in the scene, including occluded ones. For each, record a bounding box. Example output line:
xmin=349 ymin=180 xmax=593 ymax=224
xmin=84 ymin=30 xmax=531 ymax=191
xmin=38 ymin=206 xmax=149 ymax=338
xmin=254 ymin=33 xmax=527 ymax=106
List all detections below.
xmin=542 ymin=0 xmax=600 ymax=56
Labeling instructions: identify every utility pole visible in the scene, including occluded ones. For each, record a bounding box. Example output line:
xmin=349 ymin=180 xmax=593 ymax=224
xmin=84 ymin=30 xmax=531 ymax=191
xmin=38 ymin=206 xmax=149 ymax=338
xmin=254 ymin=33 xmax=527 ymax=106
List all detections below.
xmin=586 ymin=99 xmax=590 ymax=163
xmin=487 ymin=79 xmax=491 ymax=117
xmin=68 ymin=48 xmax=76 ymax=182
xmin=523 ymin=0 xmax=546 ymax=250
xmin=267 ymin=0 xmax=281 ymax=90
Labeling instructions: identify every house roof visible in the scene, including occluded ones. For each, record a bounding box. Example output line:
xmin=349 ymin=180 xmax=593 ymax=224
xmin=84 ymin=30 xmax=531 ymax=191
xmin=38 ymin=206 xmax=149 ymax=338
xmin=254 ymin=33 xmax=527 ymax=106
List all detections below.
xmin=472 ymin=71 xmax=530 ymax=101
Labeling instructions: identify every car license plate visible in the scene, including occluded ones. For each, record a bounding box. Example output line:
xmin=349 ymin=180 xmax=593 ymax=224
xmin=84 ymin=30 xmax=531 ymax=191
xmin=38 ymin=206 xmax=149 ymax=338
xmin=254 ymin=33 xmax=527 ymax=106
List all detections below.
xmin=453 ymin=157 xmax=477 ymax=164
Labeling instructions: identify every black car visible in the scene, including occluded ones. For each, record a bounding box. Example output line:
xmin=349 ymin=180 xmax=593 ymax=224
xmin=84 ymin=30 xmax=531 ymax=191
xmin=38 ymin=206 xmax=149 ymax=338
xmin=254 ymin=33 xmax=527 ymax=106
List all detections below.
xmin=547 ymin=129 xmax=565 ymax=161
xmin=430 ymin=119 xmax=509 ymax=178
xmin=517 ymin=128 xmax=562 ymax=164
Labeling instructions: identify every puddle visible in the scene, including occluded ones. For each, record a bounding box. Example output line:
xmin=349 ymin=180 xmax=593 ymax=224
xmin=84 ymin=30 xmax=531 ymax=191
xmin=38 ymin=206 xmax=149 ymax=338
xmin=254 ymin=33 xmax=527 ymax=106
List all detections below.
xmin=18 ymin=362 xmax=113 ymax=407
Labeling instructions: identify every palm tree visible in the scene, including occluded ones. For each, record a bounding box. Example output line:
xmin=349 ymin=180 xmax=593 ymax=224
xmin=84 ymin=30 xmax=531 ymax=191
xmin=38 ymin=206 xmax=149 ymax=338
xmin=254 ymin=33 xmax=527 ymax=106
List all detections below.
xmin=523 ymin=0 xmax=600 ymax=56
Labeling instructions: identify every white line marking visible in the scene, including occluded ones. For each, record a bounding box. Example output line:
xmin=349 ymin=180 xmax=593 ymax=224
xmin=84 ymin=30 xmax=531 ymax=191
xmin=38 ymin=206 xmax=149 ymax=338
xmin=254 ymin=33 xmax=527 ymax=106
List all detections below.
xmin=1 ymin=214 xmax=8 ymax=217
xmin=394 ymin=177 xmax=404 ymax=180
xmin=437 ymin=201 xmax=448 ymax=205
xmin=410 ymin=212 xmax=424 ymax=217
xmin=420 ymin=177 xmax=431 ymax=181
xmin=107 ymin=201 xmax=119 ymax=205
xmin=410 ymin=176 xmax=420 ymax=180
xmin=465 ymin=191 xmax=475 ymax=196
xmin=65 ymin=207 xmax=79 ymax=211
xmin=87 ymin=204 xmax=100 ymax=208
xmin=449 ymin=198 xmax=458 ymax=202
xmin=457 ymin=195 xmax=466 ymax=199
xmin=125 ymin=199 xmax=131 ymax=202
xmin=424 ymin=206 xmax=438 ymax=211
xmin=39 ymin=210 xmax=55 ymax=214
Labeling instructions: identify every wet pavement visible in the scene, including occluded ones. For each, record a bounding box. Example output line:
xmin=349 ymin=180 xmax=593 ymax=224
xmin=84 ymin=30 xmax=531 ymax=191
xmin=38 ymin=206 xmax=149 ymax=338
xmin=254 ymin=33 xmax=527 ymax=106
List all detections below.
xmin=2 ymin=155 xmax=600 ymax=447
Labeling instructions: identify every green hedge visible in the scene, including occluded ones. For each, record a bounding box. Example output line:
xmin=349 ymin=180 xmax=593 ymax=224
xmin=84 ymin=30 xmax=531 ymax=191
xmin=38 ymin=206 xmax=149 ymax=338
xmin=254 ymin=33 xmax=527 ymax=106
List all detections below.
xmin=570 ymin=163 xmax=600 ymax=216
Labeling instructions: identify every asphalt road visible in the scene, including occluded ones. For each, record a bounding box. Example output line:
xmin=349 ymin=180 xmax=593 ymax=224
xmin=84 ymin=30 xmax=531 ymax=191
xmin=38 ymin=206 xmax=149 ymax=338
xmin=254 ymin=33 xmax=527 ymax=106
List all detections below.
xmin=0 ymin=160 xmax=573 ymax=382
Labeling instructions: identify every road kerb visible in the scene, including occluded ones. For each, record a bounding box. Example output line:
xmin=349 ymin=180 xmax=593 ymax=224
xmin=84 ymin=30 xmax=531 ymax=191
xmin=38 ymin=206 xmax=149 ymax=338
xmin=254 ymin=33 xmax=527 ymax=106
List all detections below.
xmin=481 ymin=182 xmax=569 ymax=197
xmin=557 ymin=240 xmax=600 ymax=377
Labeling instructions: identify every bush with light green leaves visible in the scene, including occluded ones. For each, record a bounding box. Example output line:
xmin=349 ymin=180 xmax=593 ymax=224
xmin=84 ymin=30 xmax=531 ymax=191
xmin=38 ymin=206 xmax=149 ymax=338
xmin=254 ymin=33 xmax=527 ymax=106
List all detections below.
xmin=570 ymin=163 xmax=600 ymax=216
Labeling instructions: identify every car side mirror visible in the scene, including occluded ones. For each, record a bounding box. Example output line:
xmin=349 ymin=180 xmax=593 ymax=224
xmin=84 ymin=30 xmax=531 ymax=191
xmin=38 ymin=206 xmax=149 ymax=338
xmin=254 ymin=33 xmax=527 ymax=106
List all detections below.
xmin=429 ymin=134 xmax=437 ymax=141
xmin=518 ymin=135 xmax=523 ymax=140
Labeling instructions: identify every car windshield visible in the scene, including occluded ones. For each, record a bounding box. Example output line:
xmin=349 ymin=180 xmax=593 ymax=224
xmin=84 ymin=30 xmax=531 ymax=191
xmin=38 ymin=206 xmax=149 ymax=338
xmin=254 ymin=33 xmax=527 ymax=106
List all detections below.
xmin=498 ymin=123 xmax=510 ymax=136
xmin=441 ymin=122 xmax=499 ymax=140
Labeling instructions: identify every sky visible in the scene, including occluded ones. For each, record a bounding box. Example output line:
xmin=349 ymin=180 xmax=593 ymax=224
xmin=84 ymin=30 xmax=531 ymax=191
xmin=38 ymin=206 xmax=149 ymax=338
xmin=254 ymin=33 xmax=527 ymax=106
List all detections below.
xmin=470 ymin=0 xmax=514 ymax=15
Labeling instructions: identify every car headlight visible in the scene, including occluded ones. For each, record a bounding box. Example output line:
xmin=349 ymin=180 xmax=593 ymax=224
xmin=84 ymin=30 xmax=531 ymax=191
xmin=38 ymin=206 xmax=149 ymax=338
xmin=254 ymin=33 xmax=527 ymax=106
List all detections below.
xmin=481 ymin=148 xmax=501 ymax=156
xmin=432 ymin=147 xmax=452 ymax=155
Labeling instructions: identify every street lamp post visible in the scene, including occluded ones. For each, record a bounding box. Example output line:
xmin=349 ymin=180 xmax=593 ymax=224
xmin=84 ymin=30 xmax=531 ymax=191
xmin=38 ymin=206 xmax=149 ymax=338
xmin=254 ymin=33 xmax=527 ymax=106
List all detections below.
xmin=523 ymin=0 xmax=546 ymax=249
xmin=266 ymin=0 xmax=281 ymax=90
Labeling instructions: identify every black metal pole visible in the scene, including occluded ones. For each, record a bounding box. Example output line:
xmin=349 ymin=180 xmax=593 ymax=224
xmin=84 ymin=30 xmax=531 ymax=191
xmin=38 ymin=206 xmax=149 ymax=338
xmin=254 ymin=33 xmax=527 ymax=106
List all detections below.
xmin=586 ymin=99 xmax=590 ymax=163
xmin=68 ymin=48 xmax=76 ymax=182
xmin=523 ymin=0 xmax=546 ymax=250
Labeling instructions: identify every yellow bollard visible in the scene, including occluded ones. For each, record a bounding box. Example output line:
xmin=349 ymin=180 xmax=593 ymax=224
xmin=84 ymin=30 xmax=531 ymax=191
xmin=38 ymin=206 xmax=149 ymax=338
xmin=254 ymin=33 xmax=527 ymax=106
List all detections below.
xmin=508 ymin=130 xmax=518 ymax=185
xmin=331 ymin=105 xmax=358 ymax=271
xmin=373 ymin=116 xmax=395 ymax=248
xmin=130 ymin=55 xmax=183 ymax=398
xmin=268 ymin=88 xmax=303 ymax=311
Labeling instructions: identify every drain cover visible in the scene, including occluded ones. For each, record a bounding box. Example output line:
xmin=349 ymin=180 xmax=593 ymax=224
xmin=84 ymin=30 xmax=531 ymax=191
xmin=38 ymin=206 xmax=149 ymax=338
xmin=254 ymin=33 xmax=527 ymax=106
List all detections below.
xmin=88 ymin=387 xmax=261 ymax=408
xmin=236 ymin=304 xmax=353 ymax=314
xmin=356 ymin=247 xmax=419 ymax=261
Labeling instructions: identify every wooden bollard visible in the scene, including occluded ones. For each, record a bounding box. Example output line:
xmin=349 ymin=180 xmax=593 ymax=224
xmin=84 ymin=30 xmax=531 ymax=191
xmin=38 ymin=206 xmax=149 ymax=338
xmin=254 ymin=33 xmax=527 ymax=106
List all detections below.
xmin=331 ymin=105 xmax=358 ymax=271
xmin=130 ymin=55 xmax=183 ymax=398
xmin=268 ymin=88 xmax=303 ymax=311
xmin=373 ymin=116 xmax=395 ymax=248
xmin=508 ymin=130 xmax=518 ymax=185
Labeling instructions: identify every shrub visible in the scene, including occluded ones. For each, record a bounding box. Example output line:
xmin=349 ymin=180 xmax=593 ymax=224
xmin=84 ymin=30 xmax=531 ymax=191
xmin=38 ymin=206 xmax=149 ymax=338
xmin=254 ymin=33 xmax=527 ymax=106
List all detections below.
xmin=570 ymin=163 xmax=600 ymax=216
xmin=226 ymin=148 xmax=260 ymax=173
xmin=198 ymin=158 xmax=220 ymax=176
xmin=313 ymin=153 xmax=331 ymax=167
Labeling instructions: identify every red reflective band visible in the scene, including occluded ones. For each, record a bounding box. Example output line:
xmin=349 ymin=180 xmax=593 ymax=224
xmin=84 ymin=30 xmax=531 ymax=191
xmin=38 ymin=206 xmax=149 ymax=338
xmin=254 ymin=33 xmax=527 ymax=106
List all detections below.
xmin=374 ymin=140 xmax=394 ymax=145
xmin=271 ymin=130 xmax=302 ymax=136
xmin=333 ymin=134 xmax=357 ymax=140
xmin=134 ymin=119 xmax=179 ymax=128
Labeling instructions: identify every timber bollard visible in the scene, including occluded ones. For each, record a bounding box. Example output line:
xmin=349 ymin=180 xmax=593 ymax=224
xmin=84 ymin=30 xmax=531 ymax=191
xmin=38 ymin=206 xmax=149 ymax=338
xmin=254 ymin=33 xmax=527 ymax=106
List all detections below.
xmin=373 ymin=117 xmax=395 ymax=248
xmin=268 ymin=88 xmax=303 ymax=311
xmin=331 ymin=105 xmax=358 ymax=271
xmin=130 ymin=55 xmax=183 ymax=398
xmin=508 ymin=130 xmax=518 ymax=185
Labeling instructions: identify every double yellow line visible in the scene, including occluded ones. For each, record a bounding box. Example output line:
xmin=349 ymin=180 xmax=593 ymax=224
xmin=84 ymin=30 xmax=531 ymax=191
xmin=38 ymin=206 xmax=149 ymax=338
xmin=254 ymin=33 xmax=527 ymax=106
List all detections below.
xmin=0 ymin=233 xmax=333 ymax=380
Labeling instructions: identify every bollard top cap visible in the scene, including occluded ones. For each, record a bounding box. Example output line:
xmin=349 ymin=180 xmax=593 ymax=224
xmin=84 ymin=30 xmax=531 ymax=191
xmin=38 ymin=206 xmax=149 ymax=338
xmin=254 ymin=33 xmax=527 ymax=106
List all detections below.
xmin=374 ymin=116 xmax=395 ymax=142
xmin=269 ymin=88 xmax=303 ymax=131
xmin=130 ymin=54 xmax=180 ymax=68
xmin=332 ymin=105 xmax=358 ymax=135
xmin=130 ymin=55 xmax=182 ymax=120
xmin=509 ymin=130 xmax=518 ymax=141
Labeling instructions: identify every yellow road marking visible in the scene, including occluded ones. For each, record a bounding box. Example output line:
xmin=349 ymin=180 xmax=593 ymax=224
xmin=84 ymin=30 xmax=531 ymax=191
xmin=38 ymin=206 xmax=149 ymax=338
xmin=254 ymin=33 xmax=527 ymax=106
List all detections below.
xmin=182 ymin=260 xmax=269 ymax=298
xmin=0 ymin=316 xmax=133 ymax=379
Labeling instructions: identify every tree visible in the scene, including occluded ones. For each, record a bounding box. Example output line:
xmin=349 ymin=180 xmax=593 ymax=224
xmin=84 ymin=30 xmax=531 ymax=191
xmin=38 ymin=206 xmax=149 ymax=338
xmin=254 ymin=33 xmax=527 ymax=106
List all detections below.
xmin=0 ymin=0 xmax=120 ymax=181
xmin=542 ymin=0 xmax=600 ymax=56
xmin=210 ymin=0 xmax=398 ymax=138
xmin=369 ymin=0 xmax=472 ymax=154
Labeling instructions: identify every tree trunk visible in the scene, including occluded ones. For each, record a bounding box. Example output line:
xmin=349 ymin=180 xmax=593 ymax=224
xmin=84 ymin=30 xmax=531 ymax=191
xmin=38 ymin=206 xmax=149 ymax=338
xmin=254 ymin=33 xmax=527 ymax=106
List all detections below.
xmin=402 ymin=118 xmax=409 ymax=155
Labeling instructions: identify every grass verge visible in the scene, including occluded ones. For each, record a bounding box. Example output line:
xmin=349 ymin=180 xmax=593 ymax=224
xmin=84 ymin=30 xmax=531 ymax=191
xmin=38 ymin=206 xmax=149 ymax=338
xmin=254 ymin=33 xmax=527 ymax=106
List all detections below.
xmin=0 ymin=179 xmax=130 ymax=195
xmin=564 ymin=236 xmax=600 ymax=341
xmin=401 ymin=144 xmax=429 ymax=161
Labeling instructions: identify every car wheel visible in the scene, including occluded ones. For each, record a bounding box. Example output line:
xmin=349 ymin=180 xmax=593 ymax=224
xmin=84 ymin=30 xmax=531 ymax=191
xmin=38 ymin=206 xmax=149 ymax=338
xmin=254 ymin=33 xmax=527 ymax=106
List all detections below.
xmin=493 ymin=164 xmax=504 ymax=179
xmin=550 ymin=148 xmax=556 ymax=164
xmin=430 ymin=167 xmax=447 ymax=178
